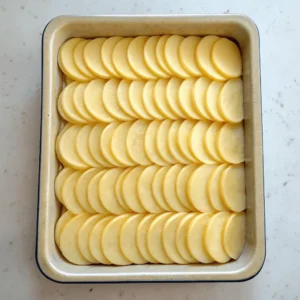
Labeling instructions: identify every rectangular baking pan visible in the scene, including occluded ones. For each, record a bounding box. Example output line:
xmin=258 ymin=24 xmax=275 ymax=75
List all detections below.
xmin=36 ymin=14 xmax=265 ymax=283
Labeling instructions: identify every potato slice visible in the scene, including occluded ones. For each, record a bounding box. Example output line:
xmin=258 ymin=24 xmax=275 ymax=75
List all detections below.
xmin=166 ymin=77 xmax=186 ymax=118
xmin=55 ymin=168 xmax=74 ymax=204
xmin=205 ymin=81 xmax=225 ymax=122
xmin=57 ymin=94 xmax=73 ymax=123
xmin=56 ymin=124 xmax=72 ymax=166
xmin=156 ymin=35 xmax=173 ymax=75
xmin=115 ymin=168 xmax=132 ymax=211
xmin=55 ymin=210 xmax=74 ymax=248
xmin=204 ymin=122 xmax=224 ymax=162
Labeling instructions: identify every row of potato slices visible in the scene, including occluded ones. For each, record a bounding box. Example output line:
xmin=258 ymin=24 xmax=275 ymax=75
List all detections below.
xmin=56 ymin=120 xmax=244 ymax=170
xmin=58 ymin=76 xmax=243 ymax=125
xmin=55 ymin=163 xmax=245 ymax=215
xmin=58 ymin=35 xmax=242 ymax=82
xmin=56 ymin=211 xmax=246 ymax=265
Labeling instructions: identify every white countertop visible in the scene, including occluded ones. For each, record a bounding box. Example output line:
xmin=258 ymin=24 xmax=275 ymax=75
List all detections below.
xmin=0 ymin=0 xmax=299 ymax=299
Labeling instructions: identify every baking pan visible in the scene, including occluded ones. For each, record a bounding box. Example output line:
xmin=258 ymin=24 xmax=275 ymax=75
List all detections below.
xmin=36 ymin=14 xmax=265 ymax=283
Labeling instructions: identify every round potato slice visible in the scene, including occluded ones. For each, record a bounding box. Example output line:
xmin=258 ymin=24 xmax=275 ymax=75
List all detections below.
xmin=156 ymin=35 xmax=172 ymax=75
xmin=205 ymin=81 xmax=225 ymax=122
xmin=166 ymin=77 xmax=186 ymax=118
xmin=147 ymin=212 xmax=175 ymax=264
xmin=216 ymin=122 xmax=244 ymax=164
xmin=207 ymin=164 xmax=229 ymax=212
xmin=195 ymin=35 xmax=226 ymax=81
xmin=57 ymin=94 xmax=73 ymax=123
xmin=89 ymin=215 xmax=114 ymax=264
xmin=163 ymin=212 xmax=189 ymax=264
xmin=101 ymin=36 xmax=123 ymax=78
xmin=220 ymin=164 xmax=246 ymax=212
xmin=223 ymin=212 xmax=246 ymax=259
xmin=137 ymin=165 xmax=164 ymax=213
xmin=122 ymin=166 xmax=146 ymax=213
xmin=189 ymin=121 xmax=215 ymax=164
xmin=187 ymin=213 xmax=214 ymax=263
xmin=58 ymin=38 xmax=90 ymax=82
xmin=204 ymin=122 xmax=224 ymax=163
xmin=55 ymin=168 xmax=74 ymax=204
xmin=204 ymin=211 xmax=231 ymax=263
xmin=165 ymin=35 xmax=189 ymax=78
xmin=84 ymin=79 xmax=114 ymax=123
xmin=144 ymin=36 xmax=169 ymax=78
xmin=115 ymin=168 xmax=132 ymax=211
xmin=211 ymin=38 xmax=242 ymax=78
xmin=60 ymin=213 xmax=91 ymax=265
xmin=187 ymin=164 xmax=217 ymax=212
xmin=126 ymin=119 xmax=151 ymax=166
xmin=112 ymin=38 xmax=139 ymax=81
xmin=128 ymin=36 xmax=157 ymax=80
xmin=175 ymin=212 xmax=198 ymax=263
xmin=83 ymin=38 xmax=111 ymax=79
xmin=218 ymin=78 xmax=244 ymax=123
xmin=120 ymin=214 xmax=148 ymax=264
xmin=102 ymin=214 xmax=133 ymax=265
xmin=56 ymin=124 xmax=72 ymax=165
xmin=179 ymin=36 xmax=202 ymax=77
xmin=55 ymin=210 xmax=74 ymax=248
xmin=137 ymin=214 xmax=159 ymax=263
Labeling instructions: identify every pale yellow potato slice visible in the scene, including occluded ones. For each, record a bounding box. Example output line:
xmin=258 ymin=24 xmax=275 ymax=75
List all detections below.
xmin=204 ymin=122 xmax=224 ymax=163
xmin=56 ymin=124 xmax=72 ymax=166
xmin=58 ymin=38 xmax=90 ymax=82
xmin=75 ymin=168 xmax=103 ymax=214
xmin=164 ymin=164 xmax=189 ymax=212
xmin=87 ymin=171 xmax=109 ymax=214
xmin=192 ymin=77 xmax=212 ymax=120
xmin=162 ymin=212 xmax=189 ymax=264
xmin=178 ymin=77 xmax=199 ymax=119
xmin=154 ymin=78 xmax=178 ymax=120
xmin=137 ymin=165 xmax=164 ymax=213
xmin=175 ymin=212 xmax=198 ymax=263
xmin=144 ymin=36 xmax=169 ymax=78
xmin=178 ymin=120 xmax=198 ymax=163
xmin=147 ymin=212 xmax=175 ymax=264
xmin=100 ymin=122 xmax=124 ymax=167
xmin=166 ymin=77 xmax=186 ymax=118
xmin=78 ymin=214 xmax=104 ymax=263
xmin=179 ymin=36 xmax=202 ymax=77
xmin=55 ymin=167 xmax=74 ymax=204
xmin=136 ymin=214 xmax=159 ymax=263
xmin=102 ymin=78 xmax=133 ymax=121
xmin=122 ymin=166 xmax=146 ymax=213
xmin=143 ymin=80 xmax=164 ymax=120
xmin=55 ymin=210 xmax=74 ymax=248
xmin=187 ymin=164 xmax=217 ymax=212
xmin=73 ymin=40 xmax=96 ymax=79
xmin=129 ymin=81 xmax=152 ymax=120
xmin=189 ymin=121 xmax=215 ymax=164
xmin=126 ymin=119 xmax=151 ymax=166
xmin=60 ymin=213 xmax=91 ymax=265
xmin=76 ymin=125 xmax=101 ymax=167
xmin=145 ymin=120 xmax=169 ymax=166
xmin=88 ymin=123 xmax=113 ymax=168
xmin=128 ymin=36 xmax=157 ymax=80
xmin=204 ymin=211 xmax=231 ymax=263
xmin=156 ymin=35 xmax=173 ymax=75
xmin=205 ymin=81 xmax=226 ymax=122
xmin=57 ymin=94 xmax=73 ymax=123
xmin=57 ymin=125 xmax=89 ymax=170
xmin=102 ymin=214 xmax=133 ymax=265
xmin=152 ymin=166 xmax=172 ymax=211
xmin=165 ymin=35 xmax=190 ymax=78
xmin=111 ymin=122 xmax=136 ymax=166
xmin=187 ymin=213 xmax=214 ymax=263
xmin=216 ymin=122 xmax=244 ymax=164
xmin=223 ymin=212 xmax=246 ymax=259
xmin=176 ymin=164 xmax=198 ymax=211
xmin=115 ymin=168 xmax=132 ymax=211
xmin=84 ymin=79 xmax=114 ymax=123
xmin=83 ymin=38 xmax=111 ymax=79
xmin=73 ymin=83 xmax=96 ymax=123
xmin=101 ymin=36 xmax=123 ymax=78
xmin=211 ymin=38 xmax=242 ymax=78
xmin=120 ymin=214 xmax=148 ymax=264
xmin=195 ymin=35 xmax=226 ymax=81
xmin=89 ymin=215 xmax=114 ymax=264
xmin=207 ymin=164 xmax=229 ymax=212
xmin=117 ymin=79 xmax=139 ymax=118
xmin=218 ymin=78 xmax=244 ymax=123
xmin=99 ymin=168 xmax=127 ymax=215
xmin=112 ymin=37 xmax=139 ymax=81
xmin=220 ymin=164 xmax=246 ymax=212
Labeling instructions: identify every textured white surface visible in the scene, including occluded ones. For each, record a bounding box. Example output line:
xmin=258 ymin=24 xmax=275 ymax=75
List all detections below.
xmin=0 ymin=0 xmax=299 ymax=299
